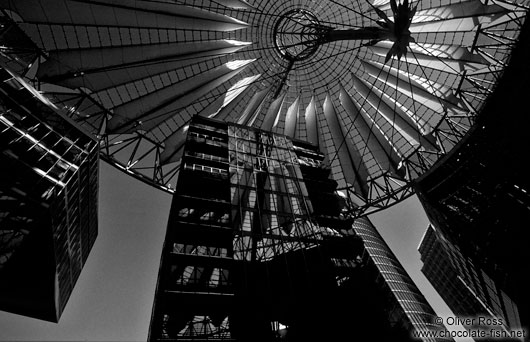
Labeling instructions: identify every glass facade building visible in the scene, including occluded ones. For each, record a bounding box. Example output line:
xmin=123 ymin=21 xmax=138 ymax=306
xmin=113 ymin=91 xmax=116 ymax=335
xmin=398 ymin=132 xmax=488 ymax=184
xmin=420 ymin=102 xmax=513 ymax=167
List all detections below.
xmin=353 ymin=218 xmax=446 ymax=339
xmin=148 ymin=115 xmax=449 ymax=342
xmin=419 ymin=225 xmax=521 ymax=337
xmin=0 ymin=66 xmax=99 ymax=322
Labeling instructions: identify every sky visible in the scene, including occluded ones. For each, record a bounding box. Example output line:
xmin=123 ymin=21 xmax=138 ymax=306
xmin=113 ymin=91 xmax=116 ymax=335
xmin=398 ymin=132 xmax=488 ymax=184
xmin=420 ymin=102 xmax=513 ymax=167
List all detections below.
xmin=0 ymin=161 xmax=472 ymax=342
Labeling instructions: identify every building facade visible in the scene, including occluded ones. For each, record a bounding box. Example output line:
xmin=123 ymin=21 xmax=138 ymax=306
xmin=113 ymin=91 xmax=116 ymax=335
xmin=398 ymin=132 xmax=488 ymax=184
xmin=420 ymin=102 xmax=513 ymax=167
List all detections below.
xmin=0 ymin=66 xmax=99 ymax=322
xmin=413 ymin=18 xmax=530 ymax=330
xmin=419 ymin=225 xmax=521 ymax=336
xmin=148 ymin=115 xmax=449 ymax=341
xmin=353 ymin=217 xmax=445 ymax=339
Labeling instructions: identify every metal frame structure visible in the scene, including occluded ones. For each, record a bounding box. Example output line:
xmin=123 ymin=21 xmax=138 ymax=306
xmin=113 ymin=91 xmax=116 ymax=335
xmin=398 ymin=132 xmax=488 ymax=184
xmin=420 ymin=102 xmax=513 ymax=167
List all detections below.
xmin=0 ymin=0 xmax=528 ymax=217
xmin=272 ymin=9 xmax=326 ymax=62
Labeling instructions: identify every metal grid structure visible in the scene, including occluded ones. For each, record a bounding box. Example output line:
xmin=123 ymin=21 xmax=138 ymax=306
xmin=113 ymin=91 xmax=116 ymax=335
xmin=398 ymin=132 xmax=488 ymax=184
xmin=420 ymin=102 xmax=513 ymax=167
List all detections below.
xmin=0 ymin=0 xmax=527 ymax=216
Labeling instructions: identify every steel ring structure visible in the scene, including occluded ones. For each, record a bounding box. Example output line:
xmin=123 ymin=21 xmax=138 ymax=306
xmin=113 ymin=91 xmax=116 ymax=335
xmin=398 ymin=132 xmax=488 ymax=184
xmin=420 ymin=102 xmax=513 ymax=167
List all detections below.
xmin=0 ymin=0 xmax=527 ymax=217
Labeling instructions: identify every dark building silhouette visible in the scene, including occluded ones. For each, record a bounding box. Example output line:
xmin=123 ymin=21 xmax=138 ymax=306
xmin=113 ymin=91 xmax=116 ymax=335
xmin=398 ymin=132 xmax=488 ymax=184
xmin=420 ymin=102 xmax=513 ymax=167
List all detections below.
xmin=413 ymin=17 xmax=530 ymax=331
xmin=419 ymin=225 xmax=521 ymax=338
xmin=148 ymin=115 xmax=449 ymax=342
xmin=0 ymin=66 xmax=99 ymax=322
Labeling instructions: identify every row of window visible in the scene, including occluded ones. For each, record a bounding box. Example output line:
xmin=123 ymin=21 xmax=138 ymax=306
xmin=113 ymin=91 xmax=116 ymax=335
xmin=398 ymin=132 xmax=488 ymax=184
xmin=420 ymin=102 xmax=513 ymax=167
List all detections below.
xmin=183 ymin=162 xmax=227 ymax=175
xmin=228 ymin=144 xmax=298 ymax=165
xmin=176 ymin=208 xmax=230 ymax=225
xmin=160 ymin=314 xmax=231 ymax=339
xmin=228 ymin=127 xmax=293 ymax=149
xmin=172 ymin=243 xmax=230 ymax=258
xmin=184 ymin=150 xmax=228 ymax=164
xmin=189 ymin=131 xmax=226 ymax=143
xmin=173 ymin=265 xmax=230 ymax=288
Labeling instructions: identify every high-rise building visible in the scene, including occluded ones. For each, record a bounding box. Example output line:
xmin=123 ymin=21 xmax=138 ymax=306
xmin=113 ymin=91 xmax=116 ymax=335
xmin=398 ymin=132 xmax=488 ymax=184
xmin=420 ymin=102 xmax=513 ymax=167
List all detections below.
xmin=0 ymin=66 xmax=99 ymax=322
xmin=148 ymin=115 xmax=449 ymax=342
xmin=419 ymin=225 xmax=521 ymax=336
xmin=353 ymin=218 xmax=445 ymax=339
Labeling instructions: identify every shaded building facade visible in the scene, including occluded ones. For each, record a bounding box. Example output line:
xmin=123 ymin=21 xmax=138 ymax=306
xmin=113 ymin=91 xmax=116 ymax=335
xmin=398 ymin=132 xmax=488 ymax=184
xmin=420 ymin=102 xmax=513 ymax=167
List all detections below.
xmin=413 ymin=17 xmax=530 ymax=330
xmin=419 ymin=225 xmax=521 ymax=336
xmin=0 ymin=66 xmax=99 ymax=322
xmin=148 ymin=115 xmax=449 ymax=342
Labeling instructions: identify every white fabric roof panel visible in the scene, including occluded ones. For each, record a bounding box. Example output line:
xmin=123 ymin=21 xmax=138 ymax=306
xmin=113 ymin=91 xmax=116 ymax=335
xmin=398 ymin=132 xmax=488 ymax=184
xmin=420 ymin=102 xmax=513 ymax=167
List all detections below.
xmin=1 ymin=0 xmax=525 ymax=213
